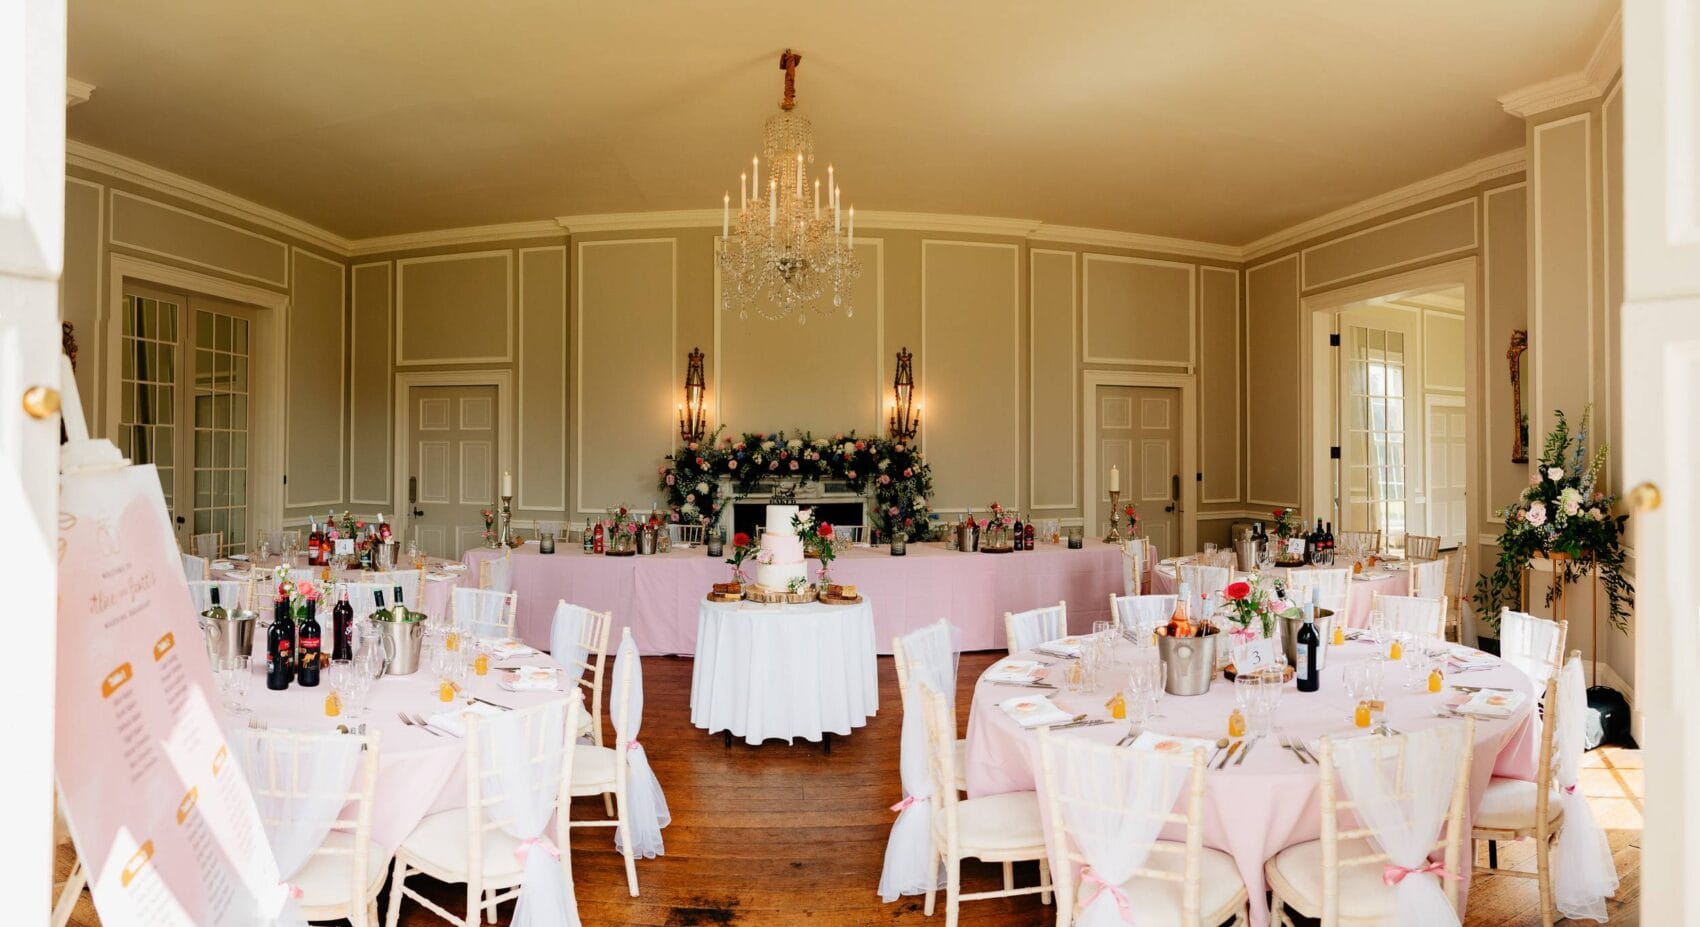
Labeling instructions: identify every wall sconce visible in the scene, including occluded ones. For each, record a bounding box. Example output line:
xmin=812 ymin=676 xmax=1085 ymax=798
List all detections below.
xmin=889 ymin=346 xmax=920 ymax=443
xmin=678 ymin=346 xmax=708 ymax=442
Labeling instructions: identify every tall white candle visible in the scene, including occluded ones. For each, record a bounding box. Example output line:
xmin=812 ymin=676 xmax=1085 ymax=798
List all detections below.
xmin=722 ymin=194 xmax=729 ymax=238
xmin=796 ymin=153 xmax=803 ymax=196
xmin=502 ymin=470 xmax=512 ymax=497
xmin=814 ymin=180 xmax=820 ymax=219
xmin=740 ymin=173 xmax=746 ymax=211
xmin=752 ymin=156 xmax=759 ymax=197
xmin=769 ymin=180 xmax=777 ymax=225
xmin=827 ymin=165 xmax=833 ymax=206
xmin=1108 ymin=466 xmax=1120 ymax=493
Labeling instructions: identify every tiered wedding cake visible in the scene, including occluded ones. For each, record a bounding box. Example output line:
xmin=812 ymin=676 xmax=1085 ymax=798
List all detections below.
xmin=754 ymin=504 xmax=809 ymax=591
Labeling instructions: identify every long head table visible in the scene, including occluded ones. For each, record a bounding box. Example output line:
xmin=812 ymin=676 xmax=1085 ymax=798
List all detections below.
xmin=465 ymin=540 xmax=1126 ymax=655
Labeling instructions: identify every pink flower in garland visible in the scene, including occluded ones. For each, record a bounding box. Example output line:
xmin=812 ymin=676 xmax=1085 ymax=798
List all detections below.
xmin=889 ymin=505 xmax=901 ymax=516
xmin=789 ymin=460 xmax=800 ymax=471
xmin=696 ymin=457 xmax=706 ymax=468
xmin=847 ymin=470 xmax=857 ymax=480
xmin=665 ymin=473 xmax=676 ymax=486
xmin=769 ymin=461 xmax=779 ymax=471
xmin=854 ymin=440 xmax=866 ymax=451
xmin=903 ymin=468 xmax=914 ymax=478
xmin=880 ymin=474 xmax=892 ymax=485
xmin=728 ymin=459 xmax=739 ymax=470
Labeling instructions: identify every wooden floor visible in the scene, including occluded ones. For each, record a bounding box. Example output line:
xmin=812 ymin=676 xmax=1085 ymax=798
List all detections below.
xmin=57 ymin=652 xmax=1642 ymax=926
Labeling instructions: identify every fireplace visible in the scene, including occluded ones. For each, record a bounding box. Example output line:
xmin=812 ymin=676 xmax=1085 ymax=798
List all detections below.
xmin=730 ymin=482 xmax=867 ymax=539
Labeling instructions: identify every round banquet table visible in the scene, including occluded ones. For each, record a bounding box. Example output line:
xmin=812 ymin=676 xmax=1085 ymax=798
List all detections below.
xmin=1151 ymin=558 xmax=1410 ymax=629
xmin=689 ymin=597 xmax=879 ymax=745
xmin=227 ymin=641 xmax=575 ymax=856
xmin=213 ymin=554 xmax=469 ymax=620
xmin=964 ymin=638 xmax=1540 ymax=927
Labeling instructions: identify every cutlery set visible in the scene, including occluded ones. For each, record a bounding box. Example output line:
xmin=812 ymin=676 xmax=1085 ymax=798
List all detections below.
xmin=399 ymin=711 xmax=456 ymax=738
xmin=1280 ymin=735 xmax=1319 ymax=765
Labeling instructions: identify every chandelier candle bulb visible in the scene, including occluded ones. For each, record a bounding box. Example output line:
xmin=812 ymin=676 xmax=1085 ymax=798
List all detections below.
xmin=723 ymin=194 xmax=729 ymax=237
xmin=814 ymin=179 xmax=820 ymax=217
xmin=753 ymin=156 xmax=759 ymax=194
xmin=796 ymin=153 xmax=803 ymax=195
xmin=740 ymin=173 xmax=747 ymax=211
xmin=769 ymin=180 xmax=777 ymax=225
xmin=848 ymin=207 xmax=854 ymax=247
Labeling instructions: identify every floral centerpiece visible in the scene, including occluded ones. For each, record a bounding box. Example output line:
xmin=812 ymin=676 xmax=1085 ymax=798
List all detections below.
xmin=724 ymin=531 xmax=755 ymax=585
xmin=602 ymin=505 xmax=639 ymax=556
xmin=1122 ymin=503 xmax=1142 ymax=538
xmin=1475 ymin=408 xmax=1634 ymax=632
xmin=792 ymin=512 xmax=837 ymax=583
xmin=481 ymin=508 xmax=496 ymax=547
xmin=981 ymin=502 xmax=1016 ymax=552
xmin=1269 ymin=506 xmax=1301 ymax=539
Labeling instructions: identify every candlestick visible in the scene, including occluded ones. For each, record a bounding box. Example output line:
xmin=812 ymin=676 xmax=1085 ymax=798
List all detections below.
xmin=497 ymin=494 xmax=518 ymax=548
xmin=1104 ymin=489 xmax=1123 ymax=544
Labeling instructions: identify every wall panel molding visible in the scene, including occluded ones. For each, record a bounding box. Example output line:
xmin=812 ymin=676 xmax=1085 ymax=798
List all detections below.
xmin=517 ymin=245 xmax=568 ymax=511
xmin=1029 ymin=248 xmax=1079 ymax=511
xmin=348 ymin=261 xmax=393 ymax=506
xmin=109 ymin=188 xmax=291 ymax=288
xmin=1299 ymin=198 xmax=1478 ymax=291
xmin=1530 ymin=113 xmax=1597 ymax=443
xmin=286 ymin=247 xmax=346 ymax=509
xmin=1081 ymin=253 xmax=1197 ymax=368
xmin=1244 ymin=254 xmax=1302 ymax=509
xmin=1199 ymin=266 xmax=1241 ymax=503
xmin=395 ymin=249 xmax=514 ymax=366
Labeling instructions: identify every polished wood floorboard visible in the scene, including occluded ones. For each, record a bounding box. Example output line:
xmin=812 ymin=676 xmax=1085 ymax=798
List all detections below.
xmin=56 ymin=653 xmax=1641 ymax=925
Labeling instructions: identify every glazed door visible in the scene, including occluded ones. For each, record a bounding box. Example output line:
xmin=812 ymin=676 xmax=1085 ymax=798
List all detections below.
xmin=407 ymin=385 xmax=499 ymax=558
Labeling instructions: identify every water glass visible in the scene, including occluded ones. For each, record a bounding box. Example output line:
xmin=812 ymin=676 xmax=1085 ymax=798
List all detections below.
xmin=221 ymin=656 xmax=252 ymax=714
xmin=1341 ymin=662 xmax=1369 ymax=722
xmin=1203 ymin=542 xmax=1219 ymax=560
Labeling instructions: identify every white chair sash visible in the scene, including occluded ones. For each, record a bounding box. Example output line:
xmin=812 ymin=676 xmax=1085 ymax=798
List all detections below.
xmin=1331 ymin=723 xmax=1468 ymax=927
xmin=550 ymin=601 xmax=593 ymax=674
xmin=1378 ymin=595 xmax=1445 ymax=639
xmin=611 ymin=629 xmax=670 ymax=859
xmin=1499 ymin=608 xmax=1563 ymax=685
xmin=1552 ymin=656 xmax=1619 ymax=921
xmin=452 ymin=587 xmax=515 ymax=640
xmin=1411 ymin=558 xmax=1448 ymax=600
xmin=182 ymin=552 xmax=209 ymax=581
xmin=1179 ymin=563 xmax=1231 ymax=612
xmin=1006 ymin=605 xmax=1067 ymax=653
xmin=234 ymin=730 xmax=365 ymax=927
xmin=477 ymin=699 xmax=581 ymax=927
xmin=188 ymin=579 xmax=246 ymax=615
xmin=1047 ymin=736 xmax=1191 ymax=927
xmin=880 ymin=619 xmax=960 ymax=902
xmin=1110 ymin=594 xmax=1176 ymax=641
xmin=1287 ymin=567 xmax=1351 ymax=616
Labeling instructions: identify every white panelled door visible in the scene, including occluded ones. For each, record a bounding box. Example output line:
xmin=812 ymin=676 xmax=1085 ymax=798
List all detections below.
xmin=1424 ymin=395 xmax=1466 ymax=548
xmin=1096 ymin=385 xmax=1180 ymax=555
xmin=407 ymin=385 xmax=499 ymax=559
xmin=1623 ymin=0 xmax=1700 ymax=919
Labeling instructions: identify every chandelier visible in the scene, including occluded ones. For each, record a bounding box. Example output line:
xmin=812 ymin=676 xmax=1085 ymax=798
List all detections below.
xmin=718 ymin=49 xmax=862 ymax=324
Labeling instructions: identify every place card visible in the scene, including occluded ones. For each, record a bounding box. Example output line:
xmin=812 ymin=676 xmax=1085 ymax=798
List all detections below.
xmin=1284 ymin=538 xmax=1305 ymax=558
xmin=1232 ymin=637 xmax=1280 ymax=673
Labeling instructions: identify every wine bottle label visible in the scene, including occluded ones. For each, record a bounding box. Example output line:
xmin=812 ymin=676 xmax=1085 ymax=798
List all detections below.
xmin=1294 ymin=649 xmax=1309 ymax=680
xmin=300 ymin=636 xmax=321 ymax=650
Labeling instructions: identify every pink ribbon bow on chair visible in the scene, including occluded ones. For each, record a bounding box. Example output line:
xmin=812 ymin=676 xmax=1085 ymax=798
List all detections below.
xmin=1382 ymin=860 xmax=1456 ymax=886
xmin=889 ymin=794 xmax=923 ymax=813
xmin=1080 ymin=867 xmax=1134 ymax=921
xmin=626 ymin=740 xmax=642 ymax=752
xmin=515 ymin=836 xmax=563 ymax=864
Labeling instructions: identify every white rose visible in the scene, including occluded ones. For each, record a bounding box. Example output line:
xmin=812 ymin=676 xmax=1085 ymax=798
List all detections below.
xmin=1526 ymin=502 xmax=1548 ymax=527
xmin=787 ymin=439 xmax=803 ymax=451
xmin=914 ymin=497 xmax=928 ymax=507
xmin=1547 ymin=466 xmax=1564 ymax=481
xmin=877 ymin=459 xmax=890 ymax=471
xmin=761 ymin=440 xmax=776 ymax=452
xmin=697 ymin=482 xmax=710 ymax=494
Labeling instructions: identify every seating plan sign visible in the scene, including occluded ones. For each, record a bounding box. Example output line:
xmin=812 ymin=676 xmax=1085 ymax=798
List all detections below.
xmin=56 ymin=463 xmax=281 ymax=925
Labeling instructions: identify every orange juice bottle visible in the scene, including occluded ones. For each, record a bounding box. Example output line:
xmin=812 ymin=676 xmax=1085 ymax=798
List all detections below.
xmin=1388 ymin=639 xmax=1403 ymax=661
xmin=1107 ymin=691 xmax=1127 ymax=720
xmin=438 ymin=679 xmax=455 ymax=702
xmin=323 ymin=692 xmax=341 ymax=717
xmin=1227 ymin=708 xmax=1246 ymax=738
xmin=474 ymin=652 xmax=490 ymax=676
xmin=1428 ymin=668 xmax=1444 ymax=693
xmin=1354 ymin=701 xmax=1373 ymax=728
xmin=1332 ymin=624 xmax=1345 ymax=646
xmin=445 ymin=631 xmax=460 ymax=652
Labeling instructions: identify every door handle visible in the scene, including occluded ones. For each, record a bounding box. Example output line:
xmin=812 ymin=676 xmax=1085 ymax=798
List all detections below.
xmin=408 ymin=477 xmax=419 ymax=504
xmin=412 ymin=508 xmax=425 ymax=518
xmin=1165 ymin=474 xmax=1180 ymax=514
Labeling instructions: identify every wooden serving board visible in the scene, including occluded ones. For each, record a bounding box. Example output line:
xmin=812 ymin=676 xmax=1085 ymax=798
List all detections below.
xmin=818 ymin=593 xmax=864 ymax=606
xmin=742 ymin=584 xmax=819 ymax=605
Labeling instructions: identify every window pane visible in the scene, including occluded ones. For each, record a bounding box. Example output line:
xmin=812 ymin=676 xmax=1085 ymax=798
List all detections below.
xmin=214 ymin=394 xmax=230 ymax=429
xmin=230 ymin=471 xmax=247 ymax=507
xmin=196 ymin=310 xmax=214 ymax=349
xmin=156 ymin=429 xmax=174 ymax=467
xmin=231 ymin=433 xmax=246 ymax=468
xmin=233 ymin=356 xmax=248 ymax=393
xmin=215 ymin=313 xmax=232 ymax=352
xmin=193 ymin=509 xmax=212 ymax=535
xmin=233 ymin=317 xmax=248 ymax=352
xmin=232 ymin=398 xmax=247 ymax=430
xmin=122 ymin=297 xmax=136 ymax=335
xmin=161 ymin=305 xmax=177 ymax=342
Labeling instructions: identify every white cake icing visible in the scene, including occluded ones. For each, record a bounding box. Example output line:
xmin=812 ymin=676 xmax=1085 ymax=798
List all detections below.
xmin=755 ymin=504 xmax=809 ymax=590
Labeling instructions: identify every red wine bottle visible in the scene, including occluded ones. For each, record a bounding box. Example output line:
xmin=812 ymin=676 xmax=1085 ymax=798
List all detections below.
xmin=1295 ymin=588 xmax=1321 ymax=693
xmin=331 ymin=589 xmax=354 ymax=661
xmin=296 ymin=604 xmax=322 ymax=687
xmin=266 ymin=589 xmax=294 ymax=690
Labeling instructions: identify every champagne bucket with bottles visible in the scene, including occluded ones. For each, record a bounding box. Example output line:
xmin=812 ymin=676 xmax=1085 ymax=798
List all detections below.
xmin=367 ymin=612 xmax=425 ymax=675
xmin=1234 ymin=539 xmax=1262 ymax=572
xmin=1279 ymin=607 xmax=1335 ymax=671
xmin=200 ymin=608 xmax=259 ymax=664
xmin=1155 ymin=631 xmax=1219 ymax=696
xmin=374 ymin=539 xmax=400 ymax=572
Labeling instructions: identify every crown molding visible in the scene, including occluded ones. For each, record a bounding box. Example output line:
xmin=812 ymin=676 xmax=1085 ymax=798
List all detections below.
xmin=556 ymin=208 xmax=1046 ymax=239
xmin=66 ymin=140 xmax=353 ymax=256
xmin=66 ymin=78 xmax=94 ymax=108
xmin=1028 ymin=223 xmax=1241 ymax=262
xmin=348 ymin=220 xmax=563 ymax=256
xmin=1498 ymin=9 xmax=1621 ymax=118
xmin=1240 ymin=147 xmax=1526 ymax=262
xmin=555 ymin=209 xmax=721 ymax=234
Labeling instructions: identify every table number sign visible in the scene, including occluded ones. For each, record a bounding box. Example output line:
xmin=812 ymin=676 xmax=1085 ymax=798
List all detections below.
xmin=335 ymin=537 xmax=355 ymax=557
xmin=1284 ymin=538 xmax=1305 ymax=559
xmin=56 ymin=463 xmax=283 ymax=925
xmin=1232 ymin=637 xmax=1279 ymax=673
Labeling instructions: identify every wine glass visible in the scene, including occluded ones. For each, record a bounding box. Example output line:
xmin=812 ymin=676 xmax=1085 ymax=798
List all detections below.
xmin=221 ymin=656 xmax=252 ymax=714
xmin=1342 ymin=662 xmax=1370 ymax=723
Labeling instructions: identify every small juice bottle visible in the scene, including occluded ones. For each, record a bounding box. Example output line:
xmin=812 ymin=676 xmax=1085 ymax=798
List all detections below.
xmin=439 ymin=678 xmax=455 ymax=702
xmin=1106 ymin=692 xmax=1127 ymax=720
xmin=323 ymin=691 xmax=341 ymax=717
xmin=445 ymin=631 xmax=460 ymax=652
xmin=1227 ymin=708 xmax=1246 ymax=738
xmin=1332 ymin=624 xmax=1345 ymax=646
xmin=1428 ymin=668 xmax=1444 ymax=693
xmin=474 ymin=651 xmax=490 ymax=676
xmin=1388 ymin=639 xmax=1403 ymax=661
xmin=1354 ymin=700 xmax=1373 ymax=728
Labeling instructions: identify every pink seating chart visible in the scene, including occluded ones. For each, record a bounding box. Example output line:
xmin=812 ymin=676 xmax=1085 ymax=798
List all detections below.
xmin=56 ymin=463 xmax=282 ymax=924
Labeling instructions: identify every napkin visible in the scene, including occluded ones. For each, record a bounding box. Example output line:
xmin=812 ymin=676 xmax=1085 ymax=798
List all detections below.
xmin=984 ymin=659 xmax=1049 ymax=685
xmin=426 ymin=571 xmax=456 ymax=582
xmin=440 ymin=563 xmax=469 ymax=573
xmin=998 ymin=694 xmax=1074 ymax=729
xmin=1352 ymin=572 xmax=1384 ymax=582
xmin=487 ymin=638 xmax=538 ymax=659
xmin=227 ymin=554 xmax=250 ymax=562
xmin=1035 ymin=636 xmax=1088 ymax=658
xmin=1127 ymin=731 xmax=1217 ymax=758
xmin=1446 ymin=646 xmax=1498 ymax=669
xmin=1454 ymin=688 xmax=1526 ymax=719
xmin=425 ymin=700 xmax=505 ymax=737
xmin=498 ymin=666 xmax=561 ymax=692
xmin=211 ymin=559 xmax=235 ymax=571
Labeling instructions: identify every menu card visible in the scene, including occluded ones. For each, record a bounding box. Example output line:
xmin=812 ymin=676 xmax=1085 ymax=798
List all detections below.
xmin=56 ymin=464 xmax=281 ymax=925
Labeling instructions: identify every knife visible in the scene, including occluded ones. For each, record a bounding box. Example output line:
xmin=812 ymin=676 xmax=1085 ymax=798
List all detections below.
xmin=1215 ymin=740 xmax=1242 ymax=769
xmin=1051 ymin=719 xmax=1112 ymax=731
xmin=1235 ymin=736 xmax=1260 ymax=765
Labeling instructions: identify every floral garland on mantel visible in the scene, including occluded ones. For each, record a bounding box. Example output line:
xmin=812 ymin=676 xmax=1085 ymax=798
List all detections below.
xmin=658 ymin=427 xmax=935 ymax=538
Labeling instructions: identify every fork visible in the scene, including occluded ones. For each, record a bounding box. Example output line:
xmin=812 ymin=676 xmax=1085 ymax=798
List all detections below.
xmin=1280 ymin=735 xmax=1312 ymax=765
xmin=399 ymin=711 xmax=443 ymax=737
xmin=411 ymin=712 xmax=459 ymax=737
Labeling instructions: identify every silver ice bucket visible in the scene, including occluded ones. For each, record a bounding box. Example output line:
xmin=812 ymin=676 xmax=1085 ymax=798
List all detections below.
xmin=1279 ymin=608 xmax=1336 ymax=672
xmin=200 ymin=608 xmax=259 ymax=664
xmin=1155 ymin=630 xmax=1219 ymax=696
xmin=1235 ymin=539 xmax=1261 ymax=572
xmin=366 ymin=613 xmax=425 ymax=675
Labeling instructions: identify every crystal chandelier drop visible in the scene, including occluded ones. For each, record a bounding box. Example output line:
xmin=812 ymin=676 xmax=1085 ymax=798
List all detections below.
xmin=718 ymin=49 xmax=862 ymax=324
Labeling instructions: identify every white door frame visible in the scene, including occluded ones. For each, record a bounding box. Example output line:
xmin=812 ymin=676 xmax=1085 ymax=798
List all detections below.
xmin=104 ymin=253 xmax=290 ymax=537
xmin=1299 ymin=258 xmax=1479 ymax=541
xmin=392 ymin=368 xmax=513 ymax=546
xmin=1081 ymin=370 xmax=1197 ymax=554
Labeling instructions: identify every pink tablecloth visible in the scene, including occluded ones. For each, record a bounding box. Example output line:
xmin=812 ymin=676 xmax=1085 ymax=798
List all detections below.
xmin=465 ymin=541 xmax=1124 ymax=656
xmin=965 ymin=640 xmax=1539 ymax=927
xmin=1151 ymin=561 xmax=1409 ymax=629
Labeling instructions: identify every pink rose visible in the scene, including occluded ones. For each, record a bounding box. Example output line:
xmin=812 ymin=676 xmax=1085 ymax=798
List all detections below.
xmin=880 ymin=474 xmax=892 ymax=485
xmin=696 ymin=457 xmax=706 ymax=467
xmin=854 ymin=440 xmax=866 ymax=451
xmin=847 ymin=470 xmax=857 ymax=480
xmin=789 ymin=460 xmax=800 ymax=471
xmin=728 ymin=459 xmax=739 ymax=470
xmin=688 ymin=442 xmax=699 ymax=451
xmin=889 ymin=506 xmax=901 ymax=516
xmin=769 ymin=461 xmax=779 ymax=470
xmin=903 ymin=468 xmax=913 ymax=478
xmin=665 ymin=473 xmax=676 ymax=486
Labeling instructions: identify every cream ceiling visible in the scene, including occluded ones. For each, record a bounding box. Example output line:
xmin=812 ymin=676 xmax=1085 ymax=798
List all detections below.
xmin=66 ymin=0 xmax=1613 ymax=244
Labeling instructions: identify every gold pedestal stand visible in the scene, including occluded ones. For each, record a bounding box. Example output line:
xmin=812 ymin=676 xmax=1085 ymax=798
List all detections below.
xmin=1103 ymin=489 xmax=1123 ymax=543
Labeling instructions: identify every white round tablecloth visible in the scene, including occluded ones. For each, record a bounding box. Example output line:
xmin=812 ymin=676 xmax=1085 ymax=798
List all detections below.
xmin=689 ymin=597 xmax=879 ymax=745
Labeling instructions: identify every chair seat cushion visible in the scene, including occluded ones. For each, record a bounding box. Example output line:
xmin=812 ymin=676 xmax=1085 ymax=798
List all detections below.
xmin=955 ymin=792 xmax=1045 ymax=854
xmin=294 ymin=832 xmax=387 ymax=909
xmin=570 ymin=744 xmax=618 ymax=793
xmin=1109 ymin=842 xmax=1245 ymax=924
xmin=1475 ymin=776 xmax=1564 ymax=832
xmin=398 ymin=809 xmax=525 ymax=882
xmin=1268 ymin=838 xmax=1398 ymax=920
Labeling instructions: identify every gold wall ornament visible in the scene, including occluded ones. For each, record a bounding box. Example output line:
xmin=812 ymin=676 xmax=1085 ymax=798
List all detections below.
xmin=1507 ymin=329 xmax=1528 ymax=463
xmin=678 ymin=346 xmax=708 ymax=442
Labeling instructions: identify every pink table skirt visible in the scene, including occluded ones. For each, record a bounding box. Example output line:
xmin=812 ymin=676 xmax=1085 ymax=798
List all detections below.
xmin=465 ymin=540 xmax=1125 ymax=656
xmin=1151 ymin=562 xmax=1409 ymax=629
xmin=965 ymin=640 xmax=1539 ymax=927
